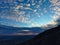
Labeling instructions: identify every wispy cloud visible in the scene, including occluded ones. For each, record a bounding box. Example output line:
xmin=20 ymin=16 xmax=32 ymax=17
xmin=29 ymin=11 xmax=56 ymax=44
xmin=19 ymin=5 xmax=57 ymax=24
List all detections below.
xmin=49 ymin=0 xmax=58 ymax=4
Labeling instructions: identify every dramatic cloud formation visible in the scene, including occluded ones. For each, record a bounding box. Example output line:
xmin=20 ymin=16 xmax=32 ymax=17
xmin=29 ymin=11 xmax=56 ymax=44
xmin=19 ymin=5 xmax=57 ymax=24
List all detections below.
xmin=0 ymin=0 xmax=60 ymax=27
xmin=0 ymin=0 xmax=60 ymax=36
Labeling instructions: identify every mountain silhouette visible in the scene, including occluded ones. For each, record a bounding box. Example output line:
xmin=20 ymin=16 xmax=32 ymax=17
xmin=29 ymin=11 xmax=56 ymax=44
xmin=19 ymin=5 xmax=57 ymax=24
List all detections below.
xmin=0 ymin=24 xmax=43 ymax=34
xmin=0 ymin=24 xmax=43 ymax=45
xmin=20 ymin=25 xmax=60 ymax=45
xmin=0 ymin=24 xmax=60 ymax=45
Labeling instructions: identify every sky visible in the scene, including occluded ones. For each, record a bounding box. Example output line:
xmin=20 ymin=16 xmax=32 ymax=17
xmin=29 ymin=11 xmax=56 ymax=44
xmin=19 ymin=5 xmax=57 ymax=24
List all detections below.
xmin=0 ymin=0 xmax=60 ymax=36
xmin=0 ymin=0 xmax=60 ymax=27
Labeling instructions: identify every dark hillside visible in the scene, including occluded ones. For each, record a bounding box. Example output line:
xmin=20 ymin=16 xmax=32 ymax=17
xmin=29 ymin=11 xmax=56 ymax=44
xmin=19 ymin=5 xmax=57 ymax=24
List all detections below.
xmin=20 ymin=25 xmax=60 ymax=45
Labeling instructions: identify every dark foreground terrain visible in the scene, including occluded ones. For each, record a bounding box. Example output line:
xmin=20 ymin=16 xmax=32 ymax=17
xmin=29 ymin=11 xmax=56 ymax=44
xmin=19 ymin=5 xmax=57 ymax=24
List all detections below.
xmin=0 ymin=35 xmax=34 ymax=45
xmin=20 ymin=25 xmax=60 ymax=45
xmin=0 ymin=25 xmax=60 ymax=45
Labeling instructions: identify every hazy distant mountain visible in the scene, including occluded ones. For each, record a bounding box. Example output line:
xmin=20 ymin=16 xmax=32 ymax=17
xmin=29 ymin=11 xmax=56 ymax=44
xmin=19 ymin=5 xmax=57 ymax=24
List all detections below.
xmin=0 ymin=24 xmax=58 ymax=35
xmin=0 ymin=24 xmax=43 ymax=35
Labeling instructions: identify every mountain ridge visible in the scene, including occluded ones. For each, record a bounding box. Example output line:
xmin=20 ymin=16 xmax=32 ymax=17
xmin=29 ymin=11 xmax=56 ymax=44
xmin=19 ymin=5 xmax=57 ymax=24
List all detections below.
xmin=20 ymin=25 xmax=60 ymax=45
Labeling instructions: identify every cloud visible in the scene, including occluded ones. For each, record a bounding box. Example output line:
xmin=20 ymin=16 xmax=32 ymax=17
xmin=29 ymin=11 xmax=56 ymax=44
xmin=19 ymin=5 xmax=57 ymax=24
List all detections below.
xmin=15 ymin=5 xmax=23 ymax=10
xmin=18 ymin=0 xmax=24 ymax=2
xmin=33 ymin=9 xmax=37 ymax=13
xmin=41 ymin=10 xmax=60 ymax=29
xmin=24 ymin=7 xmax=32 ymax=10
xmin=32 ymin=3 xmax=35 ymax=6
xmin=30 ymin=22 xmax=42 ymax=27
xmin=0 ymin=0 xmax=60 ymax=27
xmin=41 ymin=21 xmax=58 ymax=29
xmin=41 ymin=13 xmax=60 ymax=29
xmin=53 ymin=7 xmax=60 ymax=12
xmin=49 ymin=0 xmax=60 ymax=24
xmin=49 ymin=0 xmax=58 ymax=4
xmin=49 ymin=0 xmax=60 ymax=6
xmin=26 ymin=4 xmax=31 ymax=7
xmin=0 ymin=0 xmax=41 ymax=24
xmin=44 ymin=8 xmax=47 ymax=13
xmin=22 ymin=30 xmax=30 ymax=32
xmin=53 ymin=15 xmax=60 ymax=21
